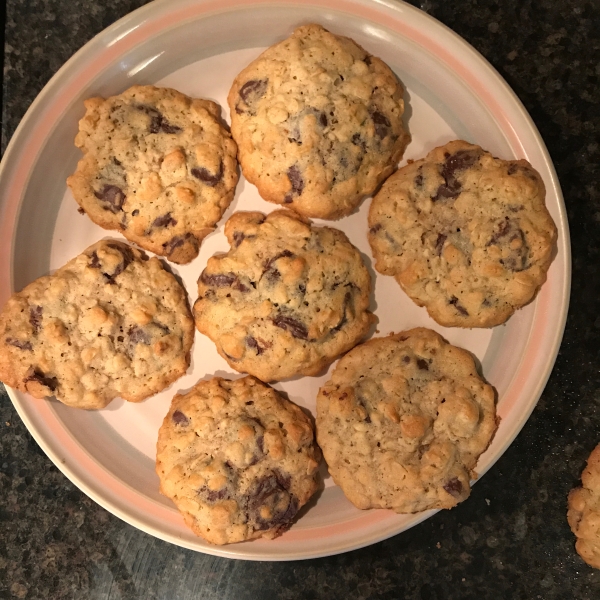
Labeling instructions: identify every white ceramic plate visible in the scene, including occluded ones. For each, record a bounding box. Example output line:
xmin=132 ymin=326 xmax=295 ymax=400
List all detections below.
xmin=0 ymin=0 xmax=570 ymax=560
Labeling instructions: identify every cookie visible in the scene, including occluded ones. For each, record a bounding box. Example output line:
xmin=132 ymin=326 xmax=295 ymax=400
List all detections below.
xmin=316 ymin=328 xmax=498 ymax=513
xmin=193 ymin=210 xmax=375 ymax=381
xmin=368 ymin=140 xmax=557 ymax=327
xmin=67 ymin=85 xmax=239 ymax=264
xmin=568 ymin=443 xmax=600 ymax=569
xmin=228 ymin=24 xmax=409 ymax=219
xmin=156 ymin=375 xmax=321 ymax=544
xmin=0 ymin=240 xmax=194 ymax=409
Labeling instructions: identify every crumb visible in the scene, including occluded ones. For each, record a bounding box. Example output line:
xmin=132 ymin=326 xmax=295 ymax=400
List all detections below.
xmin=436 ymin=542 xmax=441 ymax=549
xmin=5 ymin=421 xmax=10 ymax=426
xmin=485 ymin=498 xmax=491 ymax=505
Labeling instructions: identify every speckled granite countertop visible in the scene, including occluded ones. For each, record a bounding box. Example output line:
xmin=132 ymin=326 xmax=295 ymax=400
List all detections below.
xmin=1 ymin=1 xmax=599 ymax=598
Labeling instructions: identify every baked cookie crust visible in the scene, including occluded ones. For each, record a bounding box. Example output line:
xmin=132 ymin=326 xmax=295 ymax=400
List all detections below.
xmin=368 ymin=140 xmax=557 ymax=327
xmin=228 ymin=24 xmax=409 ymax=219
xmin=0 ymin=240 xmax=194 ymax=409
xmin=156 ymin=376 xmax=321 ymax=545
xmin=67 ymin=85 xmax=238 ymax=264
xmin=316 ymin=328 xmax=498 ymax=513
xmin=568 ymin=443 xmax=600 ymax=569
xmin=194 ymin=209 xmax=375 ymax=381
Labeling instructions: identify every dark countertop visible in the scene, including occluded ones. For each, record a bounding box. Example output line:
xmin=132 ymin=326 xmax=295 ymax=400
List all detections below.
xmin=1 ymin=1 xmax=599 ymax=598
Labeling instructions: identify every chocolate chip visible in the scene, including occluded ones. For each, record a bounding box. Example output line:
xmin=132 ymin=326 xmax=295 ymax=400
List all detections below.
xmin=432 ymin=149 xmax=480 ymax=201
xmin=162 ymin=233 xmax=198 ymax=258
xmin=403 ymin=356 xmax=410 ymax=363
xmin=6 ymin=338 xmax=33 ymax=351
xmin=151 ymin=212 xmax=177 ymax=228
xmin=331 ymin=292 xmax=351 ymax=334
xmin=263 ymin=250 xmax=294 ymax=271
xmin=364 ymin=55 xmax=372 ymax=66
xmin=283 ymin=165 xmax=304 ymax=203
xmin=319 ymin=112 xmax=328 ymax=127
xmin=351 ymin=133 xmax=367 ymax=152
xmin=89 ymin=251 xmax=101 ymax=269
xmin=94 ymin=184 xmax=125 ymax=213
xmin=370 ymin=224 xmax=382 ymax=235
xmin=416 ymin=359 xmax=429 ymax=370
xmin=435 ymin=233 xmax=447 ymax=256
xmin=112 ymin=157 xmax=122 ymax=166
xmin=136 ymin=105 xmax=182 ymax=134
xmin=172 ymin=410 xmax=189 ymax=426
xmin=487 ymin=219 xmax=511 ymax=245
xmin=272 ymin=315 xmax=308 ymax=340
xmin=233 ymin=231 xmax=245 ymax=247
xmin=449 ymin=296 xmax=469 ymax=316
xmin=246 ymin=336 xmax=264 ymax=355
xmin=29 ymin=306 xmax=43 ymax=334
xmin=131 ymin=209 xmax=139 ymax=217
xmin=200 ymin=271 xmax=237 ymax=287
xmin=128 ymin=326 xmax=151 ymax=345
xmin=245 ymin=472 xmax=297 ymax=531
xmin=487 ymin=220 xmax=530 ymax=271
xmin=23 ymin=367 xmax=58 ymax=392
xmin=102 ymin=244 xmax=134 ymax=283
xmin=191 ymin=161 xmax=223 ymax=187
xmin=239 ymin=79 xmax=268 ymax=105
xmin=415 ymin=173 xmax=424 ymax=186
xmin=371 ymin=110 xmax=391 ymax=138
xmin=443 ymin=477 xmax=463 ymax=497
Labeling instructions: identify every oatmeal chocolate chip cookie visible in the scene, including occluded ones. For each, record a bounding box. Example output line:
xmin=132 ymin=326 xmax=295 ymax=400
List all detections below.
xmin=228 ymin=24 xmax=409 ymax=220
xmin=0 ymin=240 xmax=194 ymax=409
xmin=316 ymin=328 xmax=498 ymax=513
xmin=368 ymin=140 xmax=558 ymax=327
xmin=193 ymin=209 xmax=376 ymax=381
xmin=67 ymin=85 xmax=238 ymax=264
xmin=156 ymin=375 xmax=321 ymax=544
xmin=568 ymin=444 xmax=600 ymax=569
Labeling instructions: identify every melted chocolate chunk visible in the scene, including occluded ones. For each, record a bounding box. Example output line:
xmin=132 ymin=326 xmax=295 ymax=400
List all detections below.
xmin=172 ymin=410 xmax=189 ymax=426
xmin=151 ymin=212 xmax=178 ymax=228
xmin=239 ymin=79 xmax=268 ymax=105
xmin=102 ymin=244 xmax=134 ymax=283
xmin=371 ymin=110 xmax=391 ymax=138
xmin=233 ymin=231 xmax=245 ymax=247
xmin=351 ymin=133 xmax=367 ymax=152
xmin=283 ymin=165 xmax=304 ymax=203
xmin=245 ymin=472 xmax=297 ymax=531
xmin=29 ymin=306 xmax=43 ymax=334
xmin=443 ymin=477 xmax=463 ymax=498
xmin=432 ymin=149 xmax=480 ymax=201
xmin=246 ymin=336 xmax=264 ymax=355
xmin=128 ymin=326 xmax=151 ymax=345
xmin=200 ymin=271 xmax=237 ymax=287
xmin=191 ymin=162 xmax=223 ymax=187
xmin=435 ymin=233 xmax=447 ymax=256
xmin=449 ymin=296 xmax=469 ymax=316
xmin=89 ymin=251 xmax=101 ymax=269
xmin=162 ymin=233 xmax=198 ymax=257
xmin=263 ymin=250 xmax=294 ymax=271
xmin=24 ymin=367 xmax=58 ymax=392
xmin=6 ymin=338 xmax=33 ymax=351
xmin=137 ymin=105 xmax=182 ymax=135
xmin=94 ymin=184 xmax=125 ymax=213
xmin=331 ymin=292 xmax=351 ymax=334
xmin=416 ymin=358 xmax=429 ymax=370
xmin=487 ymin=219 xmax=530 ymax=272
xmin=272 ymin=315 xmax=308 ymax=340
xmin=415 ymin=172 xmax=424 ymax=187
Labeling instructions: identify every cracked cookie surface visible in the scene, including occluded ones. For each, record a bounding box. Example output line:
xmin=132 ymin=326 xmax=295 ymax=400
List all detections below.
xmin=368 ymin=140 xmax=557 ymax=327
xmin=316 ymin=328 xmax=498 ymax=513
xmin=156 ymin=376 xmax=321 ymax=545
xmin=568 ymin=443 xmax=600 ymax=569
xmin=228 ymin=24 xmax=409 ymax=219
xmin=193 ymin=209 xmax=375 ymax=381
xmin=67 ymin=85 xmax=238 ymax=264
xmin=0 ymin=240 xmax=194 ymax=409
